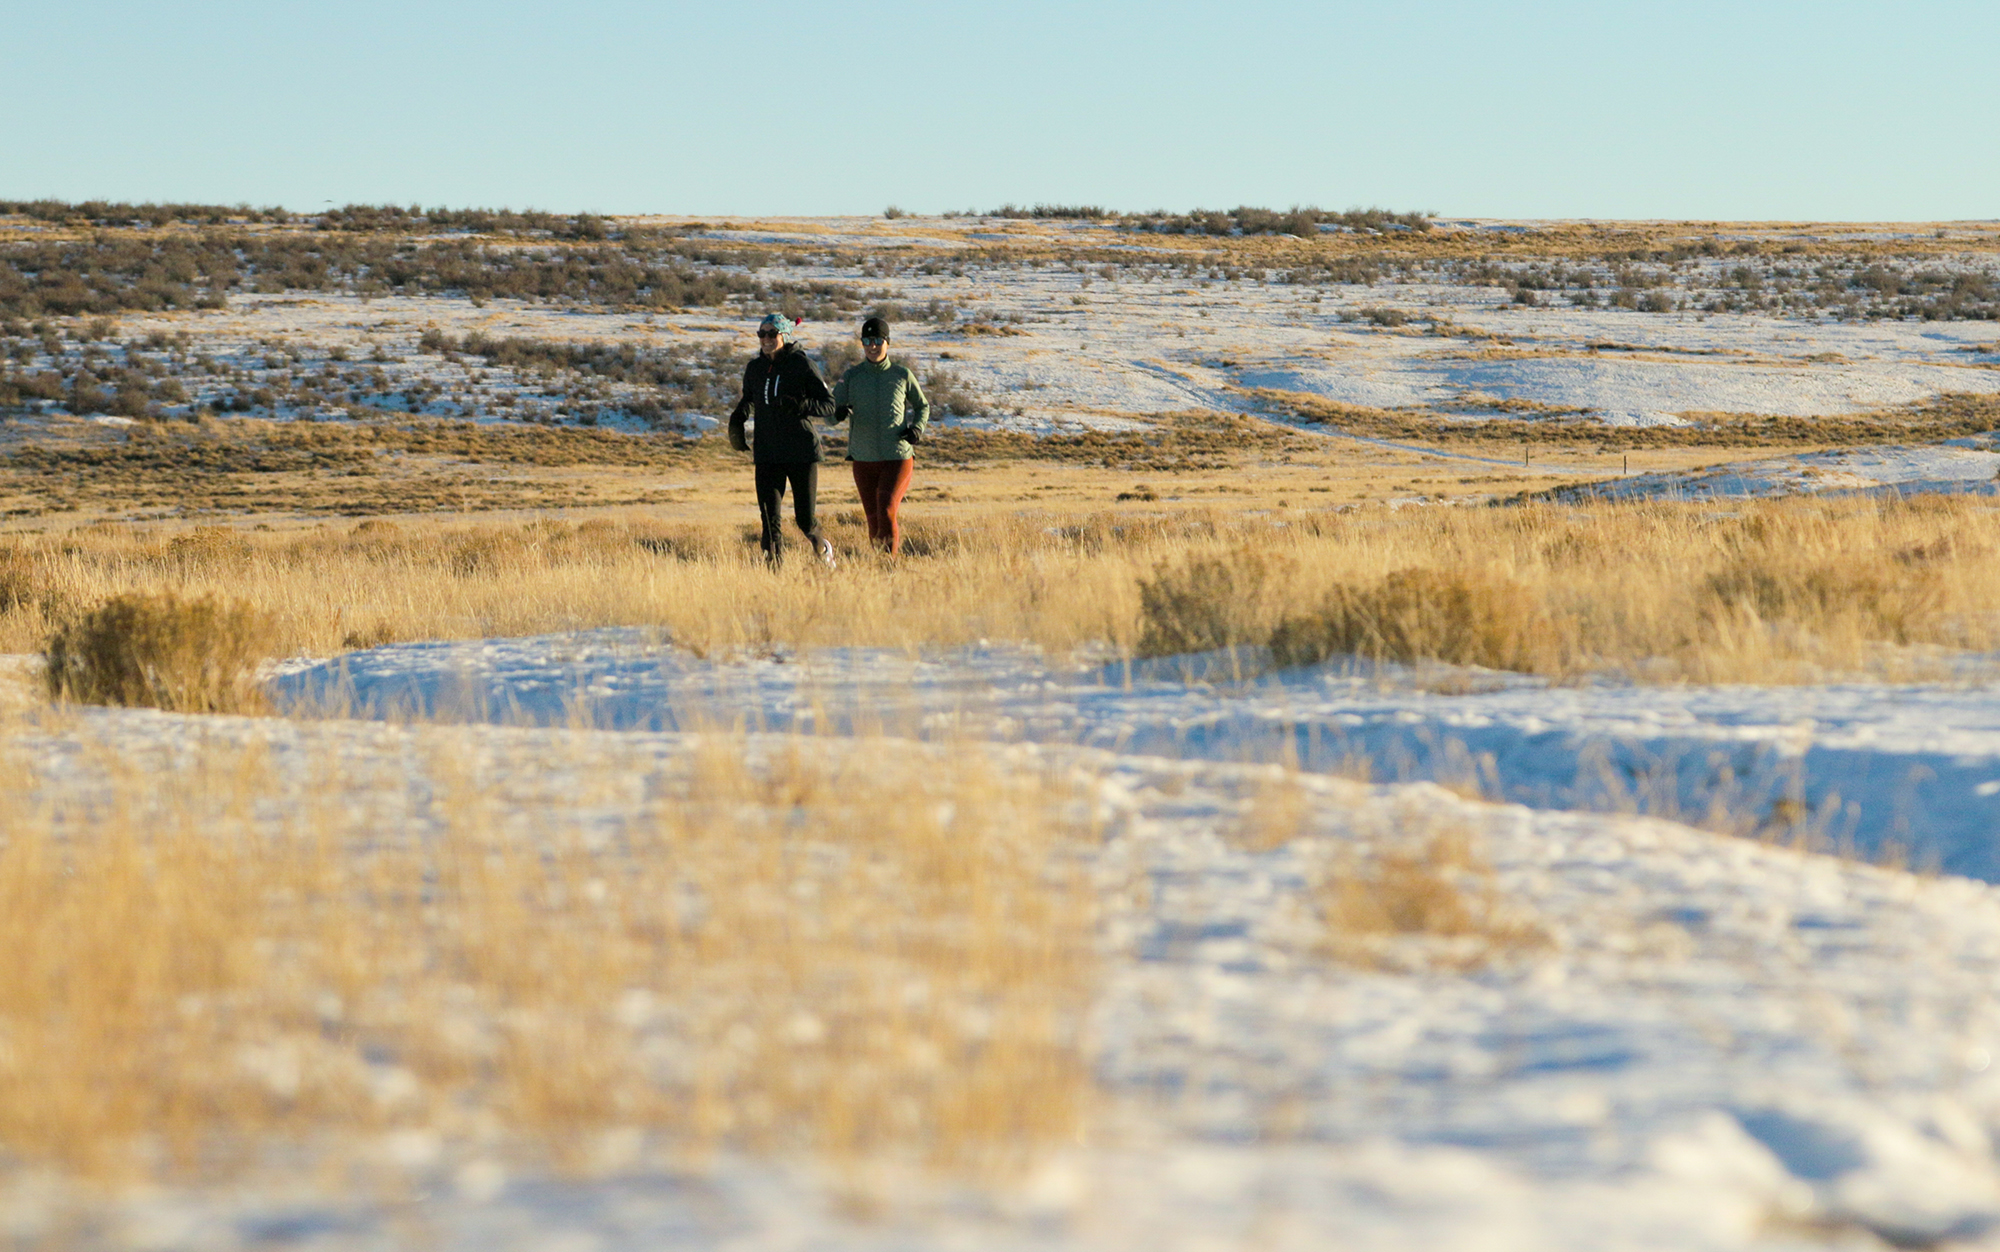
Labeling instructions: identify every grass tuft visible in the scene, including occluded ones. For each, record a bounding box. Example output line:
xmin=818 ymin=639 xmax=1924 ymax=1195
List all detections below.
xmin=1271 ymin=568 xmax=1554 ymax=673
xmin=44 ymin=592 xmax=279 ymax=713
xmin=0 ymin=547 xmax=69 ymax=620
xmin=1320 ymin=819 xmax=1546 ymax=970
xmin=1136 ymin=547 xmax=1292 ymax=658
xmin=1704 ymin=559 xmax=1946 ymax=647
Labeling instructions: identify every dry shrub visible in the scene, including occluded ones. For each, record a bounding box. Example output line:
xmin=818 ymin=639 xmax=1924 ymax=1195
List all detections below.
xmin=1136 ymin=547 xmax=1292 ymax=657
xmin=44 ymin=592 xmax=279 ymax=713
xmin=423 ymin=520 xmax=704 ymax=575
xmin=0 ymin=547 xmax=69 ymax=619
xmin=443 ymin=527 xmax=539 ymax=575
xmin=161 ymin=526 xmax=254 ymax=570
xmin=631 ymin=522 xmax=737 ymax=563
xmin=891 ymin=515 xmax=959 ymax=560
xmin=1319 ymin=821 xmax=1545 ymax=970
xmin=338 ymin=620 xmax=400 ymax=651
xmin=1272 ymin=568 xmax=1555 ymax=673
xmin=0 ymin=729 xmax=1096 ymax=1182
xmin=1705 ymin=560 xmax=1947 ymax=645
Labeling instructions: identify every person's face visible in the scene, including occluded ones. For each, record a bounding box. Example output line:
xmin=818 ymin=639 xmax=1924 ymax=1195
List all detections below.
xmin=862 ymin=334 xmax=888 ymax=363
xmin=757 ymin=328 xmax=783 ymax=357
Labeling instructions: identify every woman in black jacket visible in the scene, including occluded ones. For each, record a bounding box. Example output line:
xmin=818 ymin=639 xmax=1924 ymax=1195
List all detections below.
xmin=728 ymin=313 xmax=837 ymax=565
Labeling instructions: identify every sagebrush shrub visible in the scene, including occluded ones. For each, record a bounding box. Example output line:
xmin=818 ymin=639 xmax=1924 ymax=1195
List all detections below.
xmin=1136 ymin=548 xmax=1291 ymax=658
xmin=162 ymin=527 xmax=254 ymax=569
xmin=819 ymin=338 xmax=862 ymax=383
xmin=1271 ymin=568 xmax=1553 ymax=673
xmin=919 ymin=363 xmax=987 ymax=418
xmin=0 ymin=549 xmax=66 ymax=619
xmin=1704 ymin=560 xmax=1945 ymax=645
xmin=45 ymin=592 xmax=279 ymax=713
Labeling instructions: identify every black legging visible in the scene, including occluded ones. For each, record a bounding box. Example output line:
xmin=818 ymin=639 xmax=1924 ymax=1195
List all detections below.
xmin=755 ymin=460 xmax=822 ymax=558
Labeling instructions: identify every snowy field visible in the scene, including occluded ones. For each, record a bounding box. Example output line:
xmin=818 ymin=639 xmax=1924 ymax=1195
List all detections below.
xmin=15 ymin=213 xmax=1997 ymax=491
xmin=11 ymin=214 xmax=2000 ymax=1249
xmin=16 ymin=631 xmax=2000 ymax=1249
xmin=92 ymin=273 xmax=1999 ymax=434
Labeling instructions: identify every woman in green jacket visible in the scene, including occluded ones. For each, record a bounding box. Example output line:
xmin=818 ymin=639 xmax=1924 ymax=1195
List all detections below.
xmin=831 ymin=316 xmax=929 ymax=556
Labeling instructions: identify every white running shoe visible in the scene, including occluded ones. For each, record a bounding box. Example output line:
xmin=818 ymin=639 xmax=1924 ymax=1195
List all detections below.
xmin=815 ymin=537 xmax=838 ymax=568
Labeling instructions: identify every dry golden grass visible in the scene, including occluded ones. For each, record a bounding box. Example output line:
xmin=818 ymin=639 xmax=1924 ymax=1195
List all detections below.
xmin=1270 ymin=567 xmax=1554 ymax=672
xmin=4 ymin=493 xmax=1998 ymax=689
xmin=1229 ymin=768 xmax=1545 ymax=969
xmin=1318 ymin=805 xmax=1547 ymax=971
xmin=1264 ymin=387 xmax=2000 ymax=452
xmin=1140 ymin=495 xmax=2000 ymax=683
xmin=0 ymin=720 xmax=1097 ymax=1183
xmin=1135 ymin=546 xmax=1296 ymax=657
xmin=44 ymin=591 xmax=278 ymax=712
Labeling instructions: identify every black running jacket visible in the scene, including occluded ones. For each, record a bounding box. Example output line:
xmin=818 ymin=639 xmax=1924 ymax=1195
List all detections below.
xmin=728 ymin=343 xmax=834 ymax=464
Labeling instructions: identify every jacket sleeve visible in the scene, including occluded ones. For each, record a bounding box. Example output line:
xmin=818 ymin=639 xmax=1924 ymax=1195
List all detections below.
xmin=902 ymin=368 xmax=931 ymax=432
xmin=790 ymin=356 xmax=835 ymax=420
xmin=830 ymin=371 xmax=850 ymax=425
xmin=729 ymin=359 xmax=755 ymax=427
xmin=727 ymin=360 xmax=754 ymax=449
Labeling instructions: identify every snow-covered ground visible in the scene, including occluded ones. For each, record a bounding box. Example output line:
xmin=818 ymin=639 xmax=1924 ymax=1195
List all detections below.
xmin=1554 ymin=436 xmax=2000 ymax=501
xmin=270 ymin=631 xmax=2000 ymax=881
xmin=46 ymin=214 xmax=2000 ymax=451
xmin=26 ymin=632 xmax=1996 ymax=1249
xmin=15 ymin=217 xmax=2000 ymax=1247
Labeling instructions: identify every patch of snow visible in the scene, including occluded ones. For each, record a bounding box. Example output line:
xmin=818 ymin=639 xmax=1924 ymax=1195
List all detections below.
xmin=1561 ymin=444 xmax=2000 ymax=503
xmin=271 ymin=632 xmax=2000 ymax=880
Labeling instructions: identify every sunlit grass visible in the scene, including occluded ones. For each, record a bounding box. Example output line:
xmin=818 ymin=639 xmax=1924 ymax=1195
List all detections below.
xmin=0 ymin=718 xmax=1098 ymax=1183
xmin=4 ymin=496 xmax=1999 ymax=690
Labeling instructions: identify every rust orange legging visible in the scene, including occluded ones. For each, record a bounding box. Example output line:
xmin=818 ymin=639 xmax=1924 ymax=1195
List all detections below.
xmin=851 ymin=458 xmax=914 ymax=554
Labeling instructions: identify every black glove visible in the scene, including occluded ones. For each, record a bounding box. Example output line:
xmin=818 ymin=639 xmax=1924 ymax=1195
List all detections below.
xmin=902 ymin=424 xmax=922 ymax=445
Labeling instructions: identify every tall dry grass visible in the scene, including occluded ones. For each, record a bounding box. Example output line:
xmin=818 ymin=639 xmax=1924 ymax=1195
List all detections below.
xmin=1138 ymin=496 xmax=2000 ymax=682
xmin=2 ymin=495 xmax=1996 ymax=686
xmin=1 ymin=515 xmax=1162 ymax=664
xmin=44 ymin=591 xmax=278 ymax=712
xmin=0 ymin=720 xmax=1097 ymax=1182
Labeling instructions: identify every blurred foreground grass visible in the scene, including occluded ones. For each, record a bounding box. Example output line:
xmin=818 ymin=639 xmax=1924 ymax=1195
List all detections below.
xmin=0 ymin=720 xmax=1098 ymax=1183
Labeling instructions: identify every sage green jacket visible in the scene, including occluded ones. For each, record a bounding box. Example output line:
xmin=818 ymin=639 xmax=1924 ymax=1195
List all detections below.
xmin=832 ymin=358 xmax=929 ymax=462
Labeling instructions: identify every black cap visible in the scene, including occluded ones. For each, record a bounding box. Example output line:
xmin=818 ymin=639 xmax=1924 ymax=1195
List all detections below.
xmin=860 ymin=316 xmax=890 ymax=340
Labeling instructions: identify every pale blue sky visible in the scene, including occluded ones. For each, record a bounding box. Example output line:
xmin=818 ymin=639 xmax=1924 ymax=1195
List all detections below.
xmin=4 ymin=1 xmax=1994 ymax=220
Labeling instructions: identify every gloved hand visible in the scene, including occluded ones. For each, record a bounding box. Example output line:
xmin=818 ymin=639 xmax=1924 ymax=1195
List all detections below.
xmin=728 ymin=422 xmax=749 ymax=452
xmin=902 ymin=424 xmax=923 ymax=445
